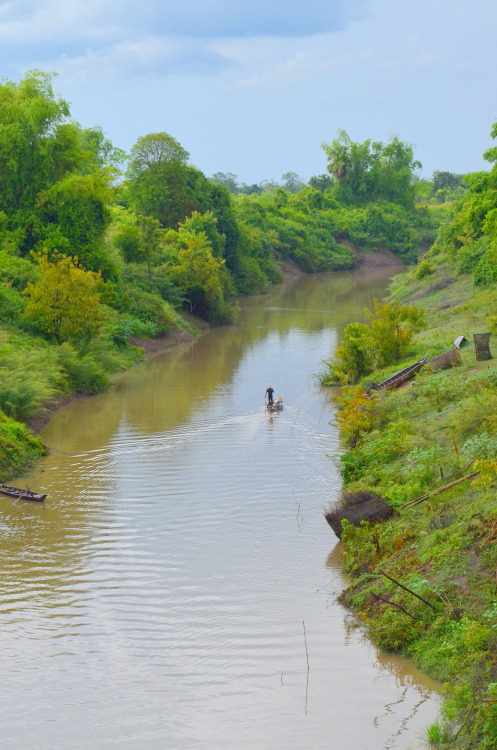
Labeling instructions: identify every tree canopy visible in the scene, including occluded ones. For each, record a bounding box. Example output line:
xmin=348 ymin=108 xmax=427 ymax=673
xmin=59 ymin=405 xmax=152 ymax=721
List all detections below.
xmin=322 ymin=130 xmax=421 ymax=208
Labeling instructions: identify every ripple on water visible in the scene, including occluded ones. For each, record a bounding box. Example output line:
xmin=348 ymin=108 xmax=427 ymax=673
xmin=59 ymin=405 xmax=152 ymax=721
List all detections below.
xmin=0 ymin=286 xmax=441 ymax=749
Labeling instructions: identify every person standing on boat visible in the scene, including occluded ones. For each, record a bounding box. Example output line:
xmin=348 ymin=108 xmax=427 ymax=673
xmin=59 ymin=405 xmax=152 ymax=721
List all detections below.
xmin=265 ymin=385 xmax=274 ymax=406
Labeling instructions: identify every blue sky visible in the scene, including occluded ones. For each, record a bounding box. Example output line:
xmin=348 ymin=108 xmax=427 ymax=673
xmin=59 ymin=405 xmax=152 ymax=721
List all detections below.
xmin=1 ymin=0 xmax=496 ymax=184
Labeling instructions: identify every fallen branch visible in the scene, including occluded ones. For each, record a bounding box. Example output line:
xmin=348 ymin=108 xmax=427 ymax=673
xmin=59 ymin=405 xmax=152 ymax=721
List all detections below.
xmin=399 ymin=471 xmax=480 ymax=510
xmin=380 ymin=570 xmax=436 ymax=609
xmin=372 ymin=592 xmax=415 ymax=619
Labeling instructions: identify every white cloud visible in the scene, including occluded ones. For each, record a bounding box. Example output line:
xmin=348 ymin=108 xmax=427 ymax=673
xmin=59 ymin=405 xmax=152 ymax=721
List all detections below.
xmin=38 ymin=37 xmax=235 ymax=84
xmin=0 ymin=0 xmax=372 ymax=43
xmin=236 ymin=49 xmax=362 ymax=90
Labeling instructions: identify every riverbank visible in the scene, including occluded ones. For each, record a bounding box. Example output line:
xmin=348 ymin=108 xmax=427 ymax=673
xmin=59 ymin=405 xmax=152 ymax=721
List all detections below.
xmin=6 ymin=268 xmax=440 ymax=750
xmin=328 ymin=261 xmax=497 ymax=749
xmin=26 ymin=264 xmax=303 ymax=436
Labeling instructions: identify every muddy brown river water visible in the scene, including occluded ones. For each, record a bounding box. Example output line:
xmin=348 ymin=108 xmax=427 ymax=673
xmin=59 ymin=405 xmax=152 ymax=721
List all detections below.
xmin=0 ymin=268 xmax=441 ymax=749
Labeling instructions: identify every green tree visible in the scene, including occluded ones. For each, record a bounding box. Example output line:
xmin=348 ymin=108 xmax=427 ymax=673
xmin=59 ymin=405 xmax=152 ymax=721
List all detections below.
xmin=281 ymin=172 xmax=305 ymax=193
xmin=323 ymin=299 xmax=425 ymax=384
xmin=23 ymin=253 xmax=104 ymax=343
xmin=137 ymin=215 xmax=164 ymax=291
xmin=179 ymin=211 xmax=225 ymax=258
xmin=308 ymin=174 xmax=334 ymax=192
xmin=35 ymin=171 xmax=116 ymax=277
xmin=0 ymin=70 xmax=83 ymax=216
xmin=169 ymin=232 xmax=226 ymax=317
xmin=367 ymin=299 xmax=425 ymax=365
xmin=322 ymin=130 xmax=420 ymax=207
xmin=126 ymin=132 xmax=190 ymax=228
xmin=80 ymin=126 xmax=126 ymax=174
xmin=210 ymin=172 xmax=239 ymax=194
xmin=326 ymin=321 xmax=373 ymax=384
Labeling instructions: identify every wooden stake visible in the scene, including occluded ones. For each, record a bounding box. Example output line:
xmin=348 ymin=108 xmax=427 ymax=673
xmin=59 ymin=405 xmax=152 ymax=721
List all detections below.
xmin=315 ymin=405 xmax=325 ymax=433
xmin=303 ymin=620 xmax=310 ymax=672
xmin=453 ymin=437 xmax=459 ymax=456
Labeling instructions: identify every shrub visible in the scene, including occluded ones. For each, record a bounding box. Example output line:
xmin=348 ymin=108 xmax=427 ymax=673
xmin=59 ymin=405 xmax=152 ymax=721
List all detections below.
xmin=0 ymin=347 xmax=64 ymax=420
xmin=414 ymin=259 xmax=433 ymax=279
xmin=0 ymin=410 xmax=47 ymax=480
xmin=57 ymin=343 xmax=109 ymax=394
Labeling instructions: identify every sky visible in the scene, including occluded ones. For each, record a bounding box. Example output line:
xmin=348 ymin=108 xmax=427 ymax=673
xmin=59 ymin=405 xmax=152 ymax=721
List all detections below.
xmin=1 ymin=0 xmax=496 ymax=185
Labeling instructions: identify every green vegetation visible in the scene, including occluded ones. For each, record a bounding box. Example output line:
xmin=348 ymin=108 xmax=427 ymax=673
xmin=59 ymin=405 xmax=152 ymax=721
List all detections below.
xmin=326 ymin=118 xmax=497 ymax=749
xmin=0 ymin=70 xmax=446 ymax=479
xmin=321 ymin=299 xmax=425 ymax=385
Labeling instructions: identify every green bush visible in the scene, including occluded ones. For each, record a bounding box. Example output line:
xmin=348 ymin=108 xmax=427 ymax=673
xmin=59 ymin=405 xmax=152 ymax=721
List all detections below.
xmin=415 ymin=259 xmax=433 ymax=279
xmin=57 ymin=343 xmax=109 ymax=394
xmin=0 ymin=410 xmax=47 ymax=480
xmin=0 ymin=346 xmax=64 ymax=420
xmin=0 ymin=284 xmax=25 ymax=322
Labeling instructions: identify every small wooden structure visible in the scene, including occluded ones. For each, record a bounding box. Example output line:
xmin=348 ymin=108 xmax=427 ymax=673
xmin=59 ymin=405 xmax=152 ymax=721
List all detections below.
xmin=428 ymin=349 xmax=462 ymax=373
xmin=473 ymin=333 xmax=492 ymax=361
xmin=454 ymin=335 xmax=467 ymax=349
xmin=324 ymin=491 xmax=393 ymax=539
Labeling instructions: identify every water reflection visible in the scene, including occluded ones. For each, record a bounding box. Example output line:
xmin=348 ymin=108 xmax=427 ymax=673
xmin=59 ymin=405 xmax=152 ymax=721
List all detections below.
xmin=0 ymin=268 xmax=440 ymax=750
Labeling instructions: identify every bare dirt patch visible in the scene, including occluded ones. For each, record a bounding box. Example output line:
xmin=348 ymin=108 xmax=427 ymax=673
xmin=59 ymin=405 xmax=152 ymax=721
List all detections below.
xmin=337 ymin=239 xmax=405 ymax=268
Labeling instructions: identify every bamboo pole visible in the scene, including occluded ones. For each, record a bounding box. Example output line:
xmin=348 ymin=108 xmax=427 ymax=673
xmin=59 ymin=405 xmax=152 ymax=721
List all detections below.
xmin=290 ymin=409 xmax=300 ymax=435
xmin=380 ymin=570 xmax=436 ymax=609
xmin=399 ymin=470 xmax=480 ymax=510
xmin=303 ymin=620 xmax=310 ymax=673
xmin=372 ymin=593 xmax=415 ymax=619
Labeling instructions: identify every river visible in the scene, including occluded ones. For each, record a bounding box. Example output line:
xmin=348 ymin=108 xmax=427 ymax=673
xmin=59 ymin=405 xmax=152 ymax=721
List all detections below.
xmin=0 ymin=268 xmax=441 ymax=750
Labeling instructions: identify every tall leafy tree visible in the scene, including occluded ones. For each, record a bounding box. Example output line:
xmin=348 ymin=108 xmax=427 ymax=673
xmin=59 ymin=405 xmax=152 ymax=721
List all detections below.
xmin=169 ymin=232 xmax=225 ymax=317
xmin=127 ymin=132 xmax=190 ymax=228
xmin=0 ymin=71 xmax=82 ymax=216
xmin=322 ymin=131 xmax=420 ymax=207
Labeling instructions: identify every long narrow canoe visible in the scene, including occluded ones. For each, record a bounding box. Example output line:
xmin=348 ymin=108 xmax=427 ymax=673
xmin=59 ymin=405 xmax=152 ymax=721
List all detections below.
xmin=370 ymin=355 xmax=428 ymax=392
xmin=0 ymin=483 xmax=47 ymax=502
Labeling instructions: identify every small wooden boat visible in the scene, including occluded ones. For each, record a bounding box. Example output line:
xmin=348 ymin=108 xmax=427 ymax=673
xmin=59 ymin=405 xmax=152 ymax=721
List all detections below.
xmin=0 ymin=483 xmax=47 ymax=502
xmin=369 ymin=355 xmax=427 ymax=392
xmin=266 ymin=397 xmax=284 ymax=412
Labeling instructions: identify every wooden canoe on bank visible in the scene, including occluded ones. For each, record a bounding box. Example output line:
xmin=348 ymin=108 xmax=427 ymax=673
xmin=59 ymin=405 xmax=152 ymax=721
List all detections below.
xmin=369 ymin=355 xmax=428 ymax=393
xmin=0 ymin=483 xmax=47 ymax=502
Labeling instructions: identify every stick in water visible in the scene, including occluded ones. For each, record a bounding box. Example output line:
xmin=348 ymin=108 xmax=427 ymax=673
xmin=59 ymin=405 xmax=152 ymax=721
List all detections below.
xmin=303 ymin=620 xmax=310 ymax=672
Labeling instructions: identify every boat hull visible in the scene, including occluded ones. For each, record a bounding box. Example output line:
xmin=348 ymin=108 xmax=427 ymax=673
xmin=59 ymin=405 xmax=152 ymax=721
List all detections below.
xmin=370 ymin=355 xmax=427 ymax=392
xmin=0 ymin=484 xmax=47 ymax=502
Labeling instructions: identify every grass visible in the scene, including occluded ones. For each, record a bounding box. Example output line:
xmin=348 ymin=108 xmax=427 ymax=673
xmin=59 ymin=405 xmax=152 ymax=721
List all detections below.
xmin=331 ymin=265 xmax=497 ymax=749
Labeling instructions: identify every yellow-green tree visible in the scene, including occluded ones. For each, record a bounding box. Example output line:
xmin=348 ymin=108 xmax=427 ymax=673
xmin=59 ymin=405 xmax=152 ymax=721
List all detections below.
xmin=322 ymin=298 xmax=425 ymax=385
xmin=169 ymin=232 xmax=225 ymax=316
xmin=23 ymin=253 xmax=103 ymax=343
xmin=367 ymin=299 xmax=425 ymax=366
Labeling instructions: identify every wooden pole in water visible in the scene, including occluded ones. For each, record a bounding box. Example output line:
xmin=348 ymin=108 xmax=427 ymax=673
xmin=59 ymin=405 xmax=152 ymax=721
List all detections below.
xmin=303 ymin=620 xmax=310 ymax=672
xmin=315 ymin=404 xmax=325 ymax=433
xmin=290 ymin=409 xmax=300 ymax=435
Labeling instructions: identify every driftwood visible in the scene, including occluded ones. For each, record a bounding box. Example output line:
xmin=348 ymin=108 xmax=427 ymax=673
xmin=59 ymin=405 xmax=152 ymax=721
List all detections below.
xmin=380 ymin=570 xmax=436 ymax=609
xmin=399 ymin=471 xmax=480 ymax=510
